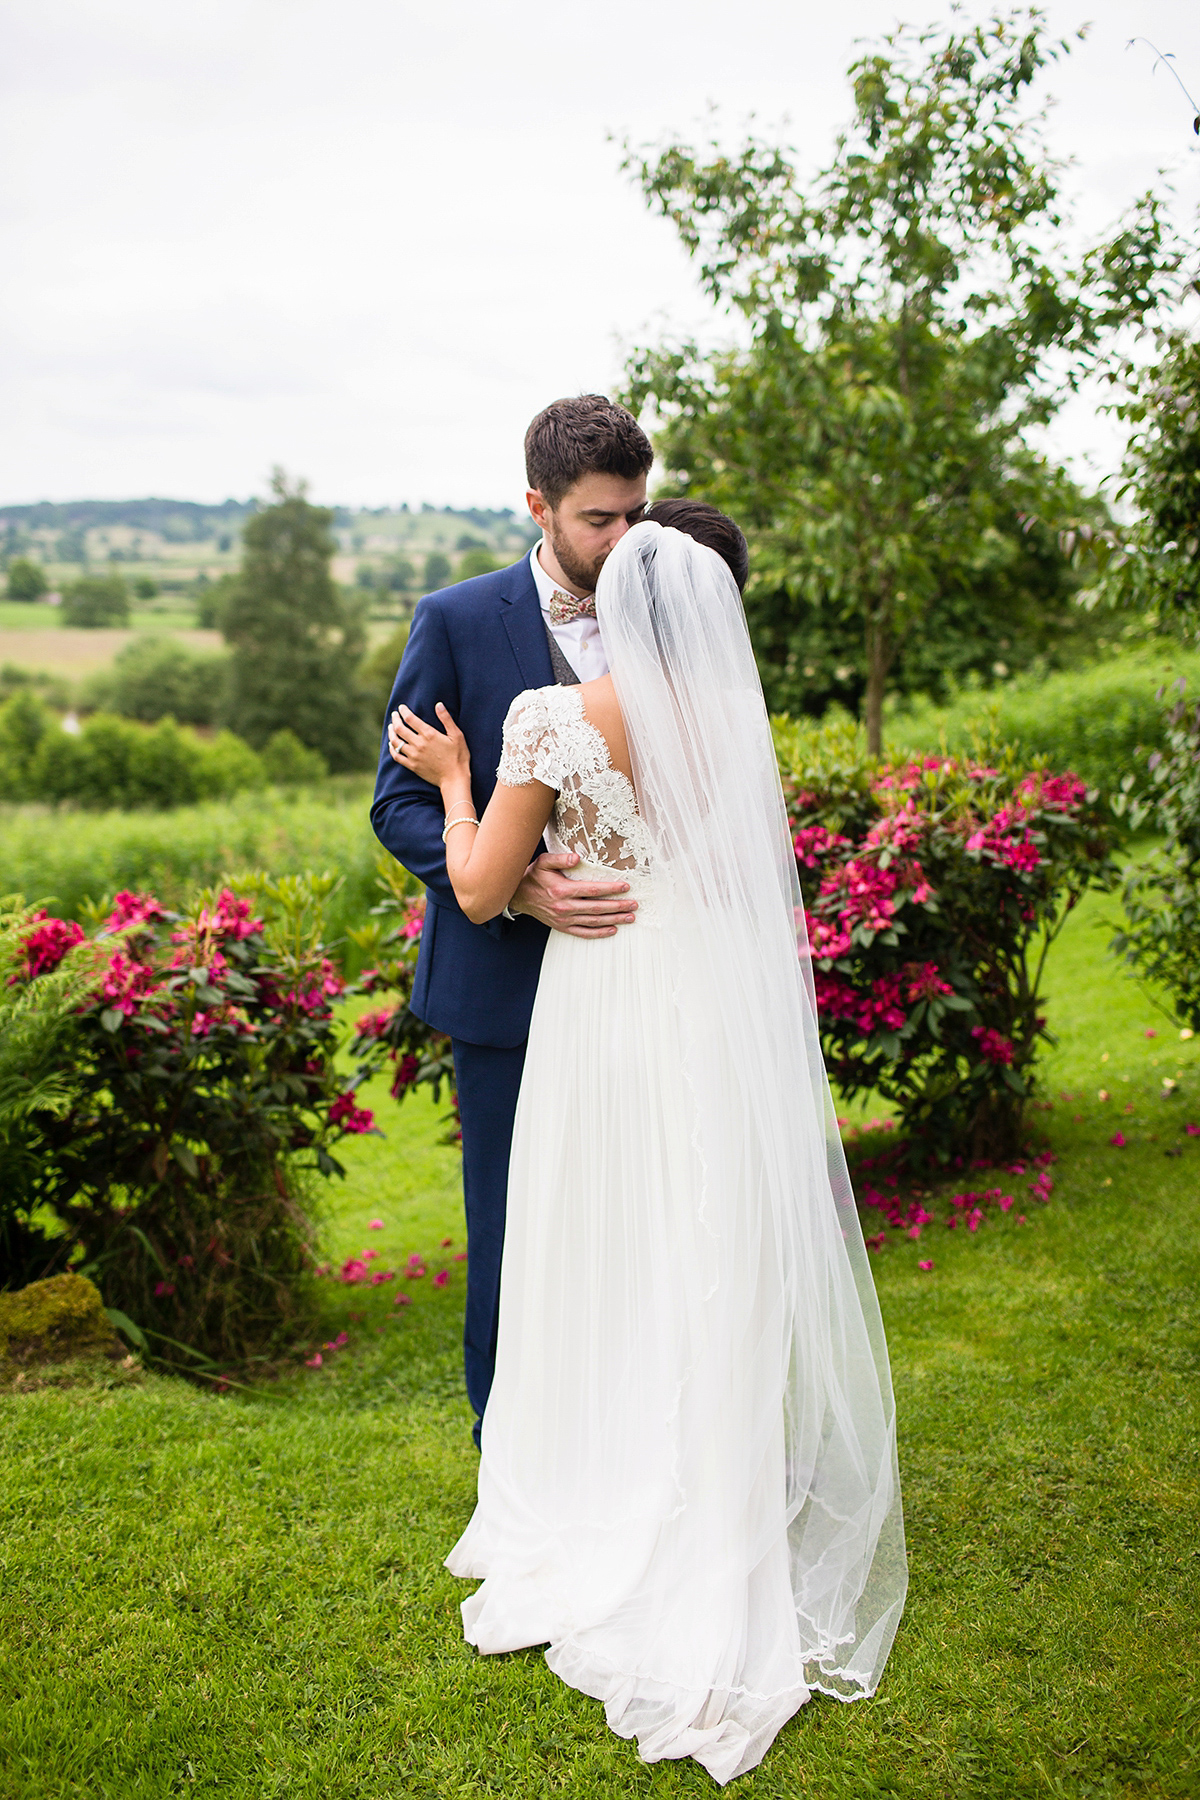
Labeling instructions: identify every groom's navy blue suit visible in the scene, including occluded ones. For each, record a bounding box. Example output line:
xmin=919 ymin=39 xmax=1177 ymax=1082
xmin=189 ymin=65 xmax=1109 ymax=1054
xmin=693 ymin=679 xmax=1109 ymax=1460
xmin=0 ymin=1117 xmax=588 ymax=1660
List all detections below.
xmin=370 ymin=555 xmax=556 ymax=1438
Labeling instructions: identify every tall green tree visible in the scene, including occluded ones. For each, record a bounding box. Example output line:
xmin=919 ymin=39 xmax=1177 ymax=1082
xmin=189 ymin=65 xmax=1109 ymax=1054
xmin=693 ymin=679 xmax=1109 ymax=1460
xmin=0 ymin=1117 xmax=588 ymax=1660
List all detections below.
xmin=1068 ymin=331 xmax=1200 ymax=633
xmin=222 ymin=472 xmax=374 ymax=772
xmin=5 ymin=557 xmax=47 ymax=601
xmin=623 ymin=9 xmax=1182 ymax=751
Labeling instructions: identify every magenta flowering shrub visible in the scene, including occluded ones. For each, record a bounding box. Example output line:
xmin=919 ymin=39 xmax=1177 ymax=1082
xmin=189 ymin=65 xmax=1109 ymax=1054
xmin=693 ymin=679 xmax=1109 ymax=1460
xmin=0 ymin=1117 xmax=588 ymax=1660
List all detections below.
xmin=7 ymin=875 xmax=377 ymax=1366
xmin=346 ymin=860 xmax=458 ymax=1140
xmin=785 ymin=737 xmax=1117 ymax=1162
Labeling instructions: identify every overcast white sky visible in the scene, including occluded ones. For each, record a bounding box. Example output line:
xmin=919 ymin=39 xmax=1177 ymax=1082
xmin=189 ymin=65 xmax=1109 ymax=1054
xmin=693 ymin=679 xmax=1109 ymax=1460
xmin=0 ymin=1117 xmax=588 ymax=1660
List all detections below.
xmin=1 ymin=0 xmax=1197 ymax=510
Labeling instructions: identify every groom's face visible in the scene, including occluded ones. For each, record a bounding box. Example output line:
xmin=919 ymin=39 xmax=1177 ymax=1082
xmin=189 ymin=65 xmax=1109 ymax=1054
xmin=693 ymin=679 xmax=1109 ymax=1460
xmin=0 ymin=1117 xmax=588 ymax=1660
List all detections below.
xmin=528 ymin=471 xmax=648 ymax=595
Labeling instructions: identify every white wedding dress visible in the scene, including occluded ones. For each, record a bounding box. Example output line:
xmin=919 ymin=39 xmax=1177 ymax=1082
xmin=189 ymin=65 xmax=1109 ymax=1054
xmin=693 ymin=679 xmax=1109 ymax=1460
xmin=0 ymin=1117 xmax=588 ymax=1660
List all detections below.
xmin=446 ymin=526 xmax=905 ymax=1786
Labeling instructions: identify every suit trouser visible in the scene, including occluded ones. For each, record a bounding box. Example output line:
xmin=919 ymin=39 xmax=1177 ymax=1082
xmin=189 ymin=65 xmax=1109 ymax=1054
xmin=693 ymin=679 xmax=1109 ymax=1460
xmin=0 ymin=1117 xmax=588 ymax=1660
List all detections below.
xmin=451 ymin=1035 xmax=528 ymax=1445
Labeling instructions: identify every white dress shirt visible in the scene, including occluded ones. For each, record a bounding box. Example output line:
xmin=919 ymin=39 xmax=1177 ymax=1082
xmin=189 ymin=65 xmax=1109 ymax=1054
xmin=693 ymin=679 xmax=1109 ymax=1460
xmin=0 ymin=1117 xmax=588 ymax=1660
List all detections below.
xmin=529 ymin=541 xmax=610 ymax=682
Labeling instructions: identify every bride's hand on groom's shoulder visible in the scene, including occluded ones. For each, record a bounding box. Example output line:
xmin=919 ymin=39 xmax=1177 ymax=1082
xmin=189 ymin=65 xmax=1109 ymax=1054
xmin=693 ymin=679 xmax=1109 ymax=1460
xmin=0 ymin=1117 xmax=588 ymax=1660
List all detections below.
xmin=389 ymin=703 xmax=470 ymax=787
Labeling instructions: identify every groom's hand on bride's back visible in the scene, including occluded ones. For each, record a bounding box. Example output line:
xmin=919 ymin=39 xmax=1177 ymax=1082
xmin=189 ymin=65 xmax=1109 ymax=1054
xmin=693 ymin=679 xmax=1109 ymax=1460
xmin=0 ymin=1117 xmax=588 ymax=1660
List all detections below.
xmin=509 ymin=853 xmax=637 ymax=938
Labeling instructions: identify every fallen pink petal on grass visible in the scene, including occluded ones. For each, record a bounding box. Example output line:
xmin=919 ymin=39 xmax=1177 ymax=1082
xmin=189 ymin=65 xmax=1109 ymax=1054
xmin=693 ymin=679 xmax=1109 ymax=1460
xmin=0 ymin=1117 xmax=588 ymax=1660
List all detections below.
xmin=453 ymin=1251 xmax=467 ymax=1262
xmin=1016 ymin=1215 xmax=1027 ymax=1225
xmin=323 ymin=1330 xmax=349 ymax=1351
xmin=1144 ymin=1029 xmax=1158 ymax=1038
xmin=394 ymin=1294 xmax=412 ymax=1307
xmin=154 ymin=1281 xmax=175 ymax=1297
xmin=1186 ymin=1123 xmax=1200 ymax=1137
xmin=305 ymin=1353 xmax=323 ymax=1368
xmin=1110 ymin=1132 xmax=1127 ymax=1148
xmin=433 ymin=1270 xmax=449 ymax=1288
xmin=918 ymin=1260 xmax=934 ymax=1271
xmin=368 ymin=1219 xmax=384 ymax=1230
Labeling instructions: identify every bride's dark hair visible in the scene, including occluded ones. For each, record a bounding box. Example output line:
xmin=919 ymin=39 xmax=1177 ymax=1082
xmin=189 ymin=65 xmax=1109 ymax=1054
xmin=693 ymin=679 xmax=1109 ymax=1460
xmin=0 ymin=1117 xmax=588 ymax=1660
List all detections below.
xmin=645 ymin=499 xmax=749 ymax=593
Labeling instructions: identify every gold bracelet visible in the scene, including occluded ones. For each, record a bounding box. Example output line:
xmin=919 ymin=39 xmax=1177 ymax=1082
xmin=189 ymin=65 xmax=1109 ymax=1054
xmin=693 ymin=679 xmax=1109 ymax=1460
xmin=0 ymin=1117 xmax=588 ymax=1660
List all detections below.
xmin=442 ymin=816 xmax=480 ymax=843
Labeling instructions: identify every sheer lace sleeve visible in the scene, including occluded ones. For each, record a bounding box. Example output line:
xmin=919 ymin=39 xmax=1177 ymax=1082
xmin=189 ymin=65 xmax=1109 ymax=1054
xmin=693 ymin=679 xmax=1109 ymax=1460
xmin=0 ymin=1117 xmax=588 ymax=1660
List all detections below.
xmin=496 ymin=690 xmax=561 ymax=790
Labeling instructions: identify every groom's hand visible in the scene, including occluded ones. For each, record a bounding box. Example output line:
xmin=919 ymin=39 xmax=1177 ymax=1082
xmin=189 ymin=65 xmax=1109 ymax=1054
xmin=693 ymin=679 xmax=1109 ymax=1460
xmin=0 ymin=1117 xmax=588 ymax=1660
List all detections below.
xmin=509 ymin=853 xmax=637 ymax=938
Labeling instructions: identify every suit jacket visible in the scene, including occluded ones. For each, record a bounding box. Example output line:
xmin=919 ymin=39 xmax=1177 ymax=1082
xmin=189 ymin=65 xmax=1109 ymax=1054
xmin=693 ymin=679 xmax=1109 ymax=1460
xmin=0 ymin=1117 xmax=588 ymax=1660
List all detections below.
xmin=370 ymin=555 xmax=557 ymax=1048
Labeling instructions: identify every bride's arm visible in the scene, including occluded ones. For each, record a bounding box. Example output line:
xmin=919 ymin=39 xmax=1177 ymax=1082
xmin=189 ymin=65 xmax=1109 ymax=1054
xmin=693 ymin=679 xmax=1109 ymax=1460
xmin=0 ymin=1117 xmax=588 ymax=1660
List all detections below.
xmin=390 ymin=702 xmax=556 ymax=925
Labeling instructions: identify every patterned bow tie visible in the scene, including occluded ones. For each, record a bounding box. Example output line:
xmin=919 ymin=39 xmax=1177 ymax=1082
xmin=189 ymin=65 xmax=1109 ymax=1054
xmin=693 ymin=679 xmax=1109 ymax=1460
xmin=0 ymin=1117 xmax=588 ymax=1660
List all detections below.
xmin=547 ymin=588 xmax=597 ymax=626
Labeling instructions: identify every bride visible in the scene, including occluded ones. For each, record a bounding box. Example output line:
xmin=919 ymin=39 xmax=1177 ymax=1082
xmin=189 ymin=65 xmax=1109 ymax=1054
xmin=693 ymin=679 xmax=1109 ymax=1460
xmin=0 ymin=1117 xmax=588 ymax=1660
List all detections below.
xmin=388 ymin=517 xmax=906 ymax=1785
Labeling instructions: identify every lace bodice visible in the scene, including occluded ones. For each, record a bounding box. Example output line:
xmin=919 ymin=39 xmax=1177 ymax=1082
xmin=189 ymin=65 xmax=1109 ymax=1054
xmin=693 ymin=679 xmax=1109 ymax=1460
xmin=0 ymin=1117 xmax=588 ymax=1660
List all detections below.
xmin=496 ymin=685 xmax=653 ymax=875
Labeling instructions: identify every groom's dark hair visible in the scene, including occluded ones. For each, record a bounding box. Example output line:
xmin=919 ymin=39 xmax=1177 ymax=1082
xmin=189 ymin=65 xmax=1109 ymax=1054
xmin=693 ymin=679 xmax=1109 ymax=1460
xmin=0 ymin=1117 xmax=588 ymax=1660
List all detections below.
xmin=525 ymin=395 xmax=653 ymax=506
xmin=647 ymin=498 xmax=750 ymax=593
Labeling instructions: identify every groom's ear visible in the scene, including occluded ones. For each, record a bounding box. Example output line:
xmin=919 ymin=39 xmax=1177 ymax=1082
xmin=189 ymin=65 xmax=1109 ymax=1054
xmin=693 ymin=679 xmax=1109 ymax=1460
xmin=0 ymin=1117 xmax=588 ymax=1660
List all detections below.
xmin=526 ymin=488 xmax=550 ymax=533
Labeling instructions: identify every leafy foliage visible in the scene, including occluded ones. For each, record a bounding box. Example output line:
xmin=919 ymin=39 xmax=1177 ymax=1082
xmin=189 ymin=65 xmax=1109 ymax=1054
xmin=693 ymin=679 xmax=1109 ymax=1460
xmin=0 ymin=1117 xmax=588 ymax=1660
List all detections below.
xmin=423 ymin=552 xmax=451 ymax=590
xmin=1071 ymin=331 xmax=1200 ymax=632
xmin=346 ymin=857 xmax=458 ymax=1140
xmin=457 ymin=548 xmax=500 ymax=581
xmin=222 ymin=471 xmax=375 ymax=772
xmin=0 ymin=693 xmax=344 ymax=812
xmin=2 ymin=877 xmax=377 ymax=1366
xmin=0 ymin=899 xmax=99 ymax=1284
xmin=623 ymin=10 xmax=1182 ymax=750
xmin=885 ymin=647 xmax=1200 ymax=795
xmin=61 ymin=574 xmax=130 ymax=627
xmin=0 ymin=784 xmax=379 ymax=948
xmin=5 ymin=557 xmax=47 ymax=602
xmin=779 ymin=718 xmax=1117 ymax=1160
xmin=1111 ymin=678 xmax=1200 ymax=1029
xmin=82 ymin=635 xmax=230 ymax=727
xmin=260 ymin=729 xmax=328 ymax=787
xmin=361 ymin=622 xmax=410 ymax=724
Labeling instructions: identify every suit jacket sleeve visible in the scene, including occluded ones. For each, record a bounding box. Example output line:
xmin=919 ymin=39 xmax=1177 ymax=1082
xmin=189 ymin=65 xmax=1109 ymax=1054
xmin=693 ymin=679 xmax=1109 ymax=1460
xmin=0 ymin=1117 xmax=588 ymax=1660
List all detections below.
xmin=370 ymin=593 xmax=511 ymax=940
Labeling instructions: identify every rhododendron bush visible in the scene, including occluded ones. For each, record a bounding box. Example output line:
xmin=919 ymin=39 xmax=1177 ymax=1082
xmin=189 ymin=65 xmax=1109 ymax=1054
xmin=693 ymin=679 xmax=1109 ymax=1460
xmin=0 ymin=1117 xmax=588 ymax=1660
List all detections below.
xmin=779 ymin=719 xmax=1118 ymax=1160
xmin=345 ymin=856 xmax=458 ymax=1138
xmin=3 ymin=873 xmax=377 ymax=1365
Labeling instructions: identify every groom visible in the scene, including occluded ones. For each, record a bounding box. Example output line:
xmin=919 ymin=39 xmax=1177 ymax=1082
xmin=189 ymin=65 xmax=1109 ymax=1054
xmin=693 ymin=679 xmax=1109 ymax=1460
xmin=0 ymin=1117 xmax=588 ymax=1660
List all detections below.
xmin=370 ymin=395 xmax=653 ymax=1444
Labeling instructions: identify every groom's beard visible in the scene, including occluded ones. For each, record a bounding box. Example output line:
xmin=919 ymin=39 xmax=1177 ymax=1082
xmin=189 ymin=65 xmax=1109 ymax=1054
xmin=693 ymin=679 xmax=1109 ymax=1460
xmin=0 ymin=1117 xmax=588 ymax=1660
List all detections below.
xmin=545 ymin=524 xmax=607 ymax=595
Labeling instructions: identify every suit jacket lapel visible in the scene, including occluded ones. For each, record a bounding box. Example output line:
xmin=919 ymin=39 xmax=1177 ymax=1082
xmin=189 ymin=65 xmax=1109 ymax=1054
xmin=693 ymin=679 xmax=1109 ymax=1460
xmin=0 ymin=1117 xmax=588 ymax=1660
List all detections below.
xmin=499 ymin=556 xmax=555 ymax=692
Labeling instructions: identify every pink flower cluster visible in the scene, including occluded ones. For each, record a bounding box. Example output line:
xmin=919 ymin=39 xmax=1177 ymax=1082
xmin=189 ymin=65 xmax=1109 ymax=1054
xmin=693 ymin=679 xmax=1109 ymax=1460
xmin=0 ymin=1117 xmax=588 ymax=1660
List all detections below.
xmin=103 ymin=890 xmax=165 ymax=931
xmin=818 ymin=858 xmax=905 ymax=935
xmin=872 ymin=756 xmax=947 ymax=793
xmin=863 ymin=801 xmax=926 ymax=856
xmin=190 ymin=889 xmax=263 ymax=943
xmin=905 ymin=962 xmax=954 ymax=1003
xmin=965 ymin=809 xmax=1042 ymax=872
xmin=18 ymin=913 xmax=85 ymax=980
xmin=266 ymin=957 xmax=345 ymax=1019
xmin=971 ymin=1025 xmax=1015 ymax=1066
xmin=815 ymin=970 xmax=908 ymax=1035
xmin=1017 ymin=772 xmax=1088 ymax=812
xmin=328 ymin=1092 xmax=375 ymax=1134
xmin=353 ymin=1007 xmax=397 ymax=1040
xmin=793 ymin=823 xmax=850 ymax=869
xmin=400 ymin=897 xmax=426 ymax=939
xmin=390 ymin=1053 xmax=420 ymax=1099
xmin=102 ymin=950 xmax=159 ymax=1018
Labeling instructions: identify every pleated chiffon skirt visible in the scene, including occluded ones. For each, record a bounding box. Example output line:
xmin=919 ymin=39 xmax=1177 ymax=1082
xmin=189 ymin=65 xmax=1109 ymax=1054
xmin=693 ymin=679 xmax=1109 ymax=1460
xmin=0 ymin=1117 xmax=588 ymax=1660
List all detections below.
xmin=445 ymin=869 xmax=887 ymax=1784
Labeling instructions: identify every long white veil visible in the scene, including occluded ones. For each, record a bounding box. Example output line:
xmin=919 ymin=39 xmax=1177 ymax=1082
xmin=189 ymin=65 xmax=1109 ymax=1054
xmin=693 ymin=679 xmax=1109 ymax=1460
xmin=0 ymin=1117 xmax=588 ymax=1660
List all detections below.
xmin=597 ymin=521 xmax=907 ymax=1698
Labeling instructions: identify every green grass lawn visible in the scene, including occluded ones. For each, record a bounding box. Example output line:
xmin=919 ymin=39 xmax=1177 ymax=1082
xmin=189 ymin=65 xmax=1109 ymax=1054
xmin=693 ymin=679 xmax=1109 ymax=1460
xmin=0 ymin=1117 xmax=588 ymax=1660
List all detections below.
xmin=2 ymin=889 xmax=1197 ymax=1798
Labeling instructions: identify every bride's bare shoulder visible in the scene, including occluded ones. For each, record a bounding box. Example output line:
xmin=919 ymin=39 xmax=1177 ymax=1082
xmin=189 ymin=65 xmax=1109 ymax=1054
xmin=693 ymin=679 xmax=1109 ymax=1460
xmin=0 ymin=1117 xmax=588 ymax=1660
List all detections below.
xmin=578 ymin=676 xmax=632 ymax=780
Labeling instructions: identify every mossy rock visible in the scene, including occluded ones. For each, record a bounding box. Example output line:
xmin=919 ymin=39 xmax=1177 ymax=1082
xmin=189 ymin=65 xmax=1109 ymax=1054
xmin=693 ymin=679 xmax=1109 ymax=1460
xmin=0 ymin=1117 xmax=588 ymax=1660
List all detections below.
xmin=0 ymin=1272 xmax=126 ymax=1371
